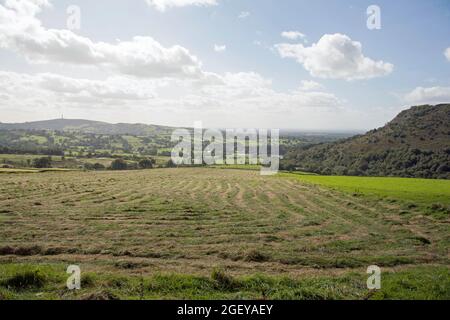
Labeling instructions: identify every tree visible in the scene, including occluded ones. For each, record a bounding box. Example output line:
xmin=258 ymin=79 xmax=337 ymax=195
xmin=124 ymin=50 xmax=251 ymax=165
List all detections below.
xmin=139 ymin=158 xmax=154 ymax=169
xmin=166 ymin=159 xmax=176 ymax=168
xmin=33 ymin=157 xmax=52 ymax=168
xmin=110 ymin=159 xmax=128 ymax=170
xmin=93 ymin=163 xmax=106 ymax=171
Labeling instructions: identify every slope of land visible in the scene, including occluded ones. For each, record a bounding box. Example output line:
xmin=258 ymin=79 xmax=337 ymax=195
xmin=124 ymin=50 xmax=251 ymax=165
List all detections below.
xmin=0 ymin=119 xmax=176 ymax=136
xmin=283 ymin=104 xmax=450 ymax=179
xmin=0 ymin=168 xmax=448 ymax=299
xmin=0 ymin=119 xmax=351 ymax=158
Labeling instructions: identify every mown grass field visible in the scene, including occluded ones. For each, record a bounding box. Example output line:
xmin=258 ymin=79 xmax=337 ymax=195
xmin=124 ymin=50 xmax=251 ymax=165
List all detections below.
xmin=283 ymin=173 xmax=450 ymax=206
xmin=0 ymin=168 xmax=448 ymax=300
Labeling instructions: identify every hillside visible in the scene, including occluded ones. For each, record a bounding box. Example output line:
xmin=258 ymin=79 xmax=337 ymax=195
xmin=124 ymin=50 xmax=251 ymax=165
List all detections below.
xmin=282 ymin=104 xmax=450 ymax=179
xmin=0 ymin=119 xmax=176 ymax=136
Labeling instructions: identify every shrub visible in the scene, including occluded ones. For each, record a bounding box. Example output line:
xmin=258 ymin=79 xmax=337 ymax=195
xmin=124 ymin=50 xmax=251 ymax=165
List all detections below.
xmin=110 ymin=159 xmax=128 ymax=170
xmin=139 ymin=159 xmax=154 ymax=169
xmin=93 ymin=163 xmax=105 ymax=170
xmin=166 ymin=159 xmax=176 ymax=168
xmin=33 ymin=157 xmax=52 ymax=168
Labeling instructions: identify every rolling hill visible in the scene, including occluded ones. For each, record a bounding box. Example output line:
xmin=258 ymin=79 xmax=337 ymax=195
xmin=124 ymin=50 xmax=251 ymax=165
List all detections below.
xmin=0 ymin=119 xmax=176 ymax=136
xmin=282 ymin=104 xmax=450 ymax=179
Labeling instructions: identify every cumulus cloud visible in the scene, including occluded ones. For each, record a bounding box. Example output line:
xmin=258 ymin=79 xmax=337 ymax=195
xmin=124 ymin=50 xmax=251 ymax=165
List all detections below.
xmin=0 ymin=0 xmax=203 ymax=78
xmin=275 ymin=33 xmax=394 ymax=80
xmin=404 ymin=86 xmax=450 ymax=105
xmin=445 ymin=48 xmax=450 ymax=61
xmin=281 ymin=31 xmax=306 ymax=41
xmin=0 ymin=71 xmax=155 ymax=102
xmin=0 ymin=68 xmax=342 ymax=117
xmin=145 ymin=0 xmax=218 ymax=12
xmin=214 ymin=44 xmax=226 ymax=53
xmin=0 ymin=0 xmax=347 ymax=127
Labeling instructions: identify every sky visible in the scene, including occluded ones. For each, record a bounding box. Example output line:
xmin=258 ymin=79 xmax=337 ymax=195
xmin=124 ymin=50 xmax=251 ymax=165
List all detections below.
xmin=0 ymin=0 xmax=449 ymax=130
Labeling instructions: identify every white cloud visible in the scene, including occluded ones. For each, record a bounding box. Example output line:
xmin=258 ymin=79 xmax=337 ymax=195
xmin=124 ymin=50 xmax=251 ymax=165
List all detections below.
xmin=299 ymin=80 xmax=324 ymax=91
xmin=404 ymin=86 xmax=450 ymax=105
xmin=445 ymin=48 xmax=450 ymax=61
xmin=0 ymin=1 xmax=354 ymax=128
xmin=0 ymin=68 xmax=343 ymax=119
xmin=145 ymin=0 xmax=218 ymax=12
xmin=238 ymin=11 xmax=250 ymax=19
xmin=214 ymin=44 xmax=226 ymax=53
xmin=0 ymin=71 xmax=155 ymax=102
xmin=0 ymin=0 xmax=203 ymax=78
xmin=275 ymin=33 xmax=394 ymax=80
xmin=281 ymin=31 xmax=306 ymax=41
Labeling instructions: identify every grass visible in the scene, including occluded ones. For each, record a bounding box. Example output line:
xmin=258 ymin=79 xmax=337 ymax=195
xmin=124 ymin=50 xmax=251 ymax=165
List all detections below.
xmin=283 ymin=173 xmax=450 ymax=206
xmin=211 ymin=164 xmax=262 ymax=171
xmin=0 ymin=168 xmax=448 ymax=299
xmin=0 ymin=263 xmax=448 ymax=300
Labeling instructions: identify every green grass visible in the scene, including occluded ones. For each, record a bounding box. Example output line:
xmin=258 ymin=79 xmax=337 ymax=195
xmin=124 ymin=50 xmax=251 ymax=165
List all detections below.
xmin=0 ymin=168 xmax=448 ymax=300
xmin=283 ymin=173 xmax=450 ymax=206
xmin=0 ymin=263 xmax=448 ymax=300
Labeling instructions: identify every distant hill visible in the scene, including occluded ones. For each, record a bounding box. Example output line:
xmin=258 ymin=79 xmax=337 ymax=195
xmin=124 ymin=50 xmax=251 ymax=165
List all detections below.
xmin=282 ymin=104 xmax=450 ymax=179
xmin=0 ymin=119 xmax=176 ymax=136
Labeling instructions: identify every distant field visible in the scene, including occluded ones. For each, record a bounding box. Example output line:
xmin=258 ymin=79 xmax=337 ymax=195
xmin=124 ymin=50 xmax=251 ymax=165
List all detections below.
xmin=0 ymin=168 xmax=448 ymax=299
xmin=283 ymin=173 xmax=450 ymax=206
xmin=0 ymin=153 xmax=171 ymax=170
xmin=0 ymin=168 xmax=77 ymax=174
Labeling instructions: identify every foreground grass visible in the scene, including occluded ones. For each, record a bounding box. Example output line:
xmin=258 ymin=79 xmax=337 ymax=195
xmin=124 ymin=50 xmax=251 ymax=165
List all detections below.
xmin=283 ymin=173 xmax=450 ymax=206
xmin=0 ymin=263 xmax=448 ymax=300
xmin=0 ymin=168 xmax=448 ymax=300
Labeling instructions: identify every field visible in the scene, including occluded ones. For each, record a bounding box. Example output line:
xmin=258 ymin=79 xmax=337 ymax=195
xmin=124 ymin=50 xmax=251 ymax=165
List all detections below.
xmin=284 ymin=174 xmax=450 ymax=205
xmin=0 ymin=154 xmax=171 ymax=171
xmin=0 ymin=168 xmax=449 ymax=300
xmin=284 ymin=173 xmax=450 ymax=206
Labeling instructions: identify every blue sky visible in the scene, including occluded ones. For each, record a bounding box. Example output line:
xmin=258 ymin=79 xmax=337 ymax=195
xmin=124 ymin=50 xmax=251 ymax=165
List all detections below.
xmin=0 ymin=0 xmax=449 ymax=130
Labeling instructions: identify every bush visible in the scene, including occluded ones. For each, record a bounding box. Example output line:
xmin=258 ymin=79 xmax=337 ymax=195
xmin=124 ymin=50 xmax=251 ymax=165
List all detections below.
xmin=93 ymin=163 xmax=105 ymax=170
xmin=110 ymin=159 xmax=128 ymax=170
xmin=166 ymin=159 xmax=176 ymax=168
xmin=33 ymin=157 xmax=52 ymax=168
xmin=139 ymin=159 xmax=154 ymax=169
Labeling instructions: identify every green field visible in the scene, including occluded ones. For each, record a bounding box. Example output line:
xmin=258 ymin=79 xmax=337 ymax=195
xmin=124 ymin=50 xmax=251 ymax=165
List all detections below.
xmin=0 ymin=153 xmax=171 ymax=171
xmin=283 ymin=173 xmax=450 ymax=206
xmin=0 ymin=168 xmax=448 ymax=299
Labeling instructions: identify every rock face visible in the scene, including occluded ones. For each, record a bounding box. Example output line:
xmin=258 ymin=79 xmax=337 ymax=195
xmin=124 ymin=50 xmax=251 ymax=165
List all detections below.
xmin=282 ymin=104 xmax=450 ymax=179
